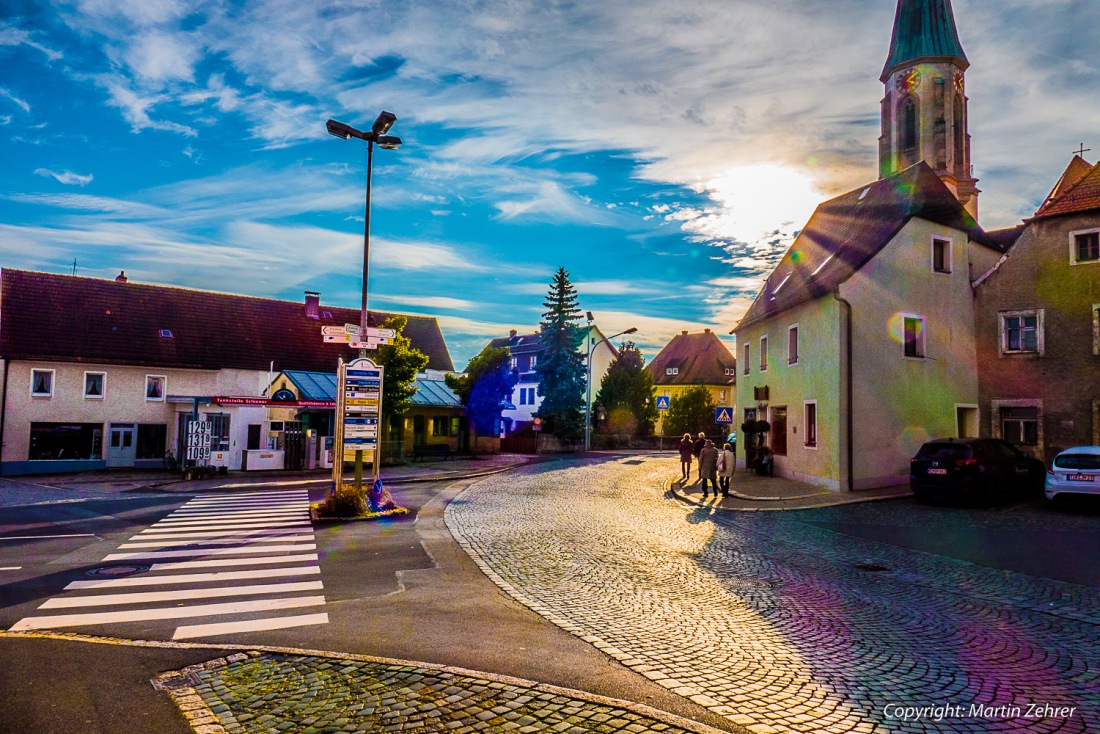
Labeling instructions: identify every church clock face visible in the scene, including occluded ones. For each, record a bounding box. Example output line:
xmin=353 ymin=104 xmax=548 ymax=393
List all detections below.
xmin=895 ymin=67 xmax=921 ymax=93
xmin=953 ymin=69 xmax=964 ymax=93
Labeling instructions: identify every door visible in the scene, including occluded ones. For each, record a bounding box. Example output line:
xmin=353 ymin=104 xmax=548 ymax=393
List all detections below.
xmin=106 ymin=423 xmax=136 ymax=467
xmin=956 ymin=406 xmax=978 ymax=438
xmin=413 ymin=415 xmax=426 ymax=446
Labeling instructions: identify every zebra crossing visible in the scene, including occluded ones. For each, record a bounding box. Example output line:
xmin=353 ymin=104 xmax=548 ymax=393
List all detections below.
xmin=10 ymin=489 xmax=329 ymax=640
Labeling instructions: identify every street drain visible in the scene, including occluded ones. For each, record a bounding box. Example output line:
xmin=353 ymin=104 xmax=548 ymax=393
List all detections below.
xmin=853 ymin=563 xmax=891 ymax=573
xmin=621 ymin=459 xmax=645 ymax=465
xmin=86 ymin=564 xmax=150 ymax=577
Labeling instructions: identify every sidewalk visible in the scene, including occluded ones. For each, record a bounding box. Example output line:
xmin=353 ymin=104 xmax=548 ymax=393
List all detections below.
xmin=670 ymin=468 xmax=911 ymax=511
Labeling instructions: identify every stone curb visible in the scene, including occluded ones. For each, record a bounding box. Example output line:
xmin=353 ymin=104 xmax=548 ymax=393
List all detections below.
xmin=0 ymin=630 xmax=731 ymax=734
xmin=667 ymin=475 xmax=912 ymax=512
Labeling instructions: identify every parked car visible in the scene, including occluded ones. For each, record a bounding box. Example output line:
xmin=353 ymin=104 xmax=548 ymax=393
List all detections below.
xmin=1045 ymin=446 xmax=1100 ymax=504
xmin=909 ymin=437 xmax=1045 ymax=503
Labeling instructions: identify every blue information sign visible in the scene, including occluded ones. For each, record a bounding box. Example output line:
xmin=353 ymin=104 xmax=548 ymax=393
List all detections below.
xmin=656 ymin=396 xmax=670 ymax=411
xmin=714 ymin=407 xmax=733 ymax=424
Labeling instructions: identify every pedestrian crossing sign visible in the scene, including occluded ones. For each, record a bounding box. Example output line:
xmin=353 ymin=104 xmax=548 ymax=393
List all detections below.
xmin=715 ymin=407 xmax=733 ymax=424
xmin=656 ymin=396 xmax=670 ymax=411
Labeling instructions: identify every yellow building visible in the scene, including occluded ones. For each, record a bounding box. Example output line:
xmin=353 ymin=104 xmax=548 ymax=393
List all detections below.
xmin=646 ymin=329 xmax=736 ymax=437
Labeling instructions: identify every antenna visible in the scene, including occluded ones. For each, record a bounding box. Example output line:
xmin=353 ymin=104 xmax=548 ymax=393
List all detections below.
xmin=71 ymin=258 xmax=77 ymax=276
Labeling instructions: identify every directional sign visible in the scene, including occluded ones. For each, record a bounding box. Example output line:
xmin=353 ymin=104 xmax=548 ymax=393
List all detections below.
xmin=324 ymin=334 xmax=388 ymax=347
xmin=655 ymin=396 xmax=670 ymax=411
xmin=715 ymin=407 xmax=734 ymax=424
xmin=322 ymin=325 xmax=347 ymax=336
xmin=345 ymin=324 xmax=396 ymax=339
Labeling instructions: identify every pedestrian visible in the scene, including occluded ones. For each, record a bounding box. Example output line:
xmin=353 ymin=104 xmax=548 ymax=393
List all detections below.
xmin=725 ymin=430 xmax=737 ymax=472
xmin=698 ymin=439 xmax=719 ymax=498
xmin=692 ymin=432 xmax=706 ymax=483
xmin=678 ymin=433 xmax=693 ymax=481
xmin=718 ymin=442 xmax=735 ymax=497
xmin=754 ymin=446 xmax=774 ymax=477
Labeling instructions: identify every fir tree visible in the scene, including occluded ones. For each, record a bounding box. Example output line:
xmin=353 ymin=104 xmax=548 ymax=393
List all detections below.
xmin=593 ymin=341 xmax=659 ymax=436
xmin=535 ymin=267 xmax=586 ymax=443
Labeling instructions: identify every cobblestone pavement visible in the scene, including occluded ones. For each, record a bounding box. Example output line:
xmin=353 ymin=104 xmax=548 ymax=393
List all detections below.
xmin=445 ymin=456 xmax=1100 ymax=734
xmin=153 ymin=649 xmax=728 ymax=734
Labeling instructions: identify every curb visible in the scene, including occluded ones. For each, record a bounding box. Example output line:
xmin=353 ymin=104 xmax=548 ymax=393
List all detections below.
xmin=667 ymin=475 xmax=912 ymax=511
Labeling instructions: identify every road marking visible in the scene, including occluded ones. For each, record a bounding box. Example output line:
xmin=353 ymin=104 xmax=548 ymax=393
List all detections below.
xmin=0 ymin=534 xmax=95 ymax=541
xmin=104 ymin=543 xmax=317 ymax=561
xmin=65 ymin=565 xmax=320 ymax=589
xmin=119 ymin=533 xmax=313 ymax=549
xmin=184 ymin=494 xmax=308 ymax=506
xmin=173 ymin=612 xmax=329 ymax=640
xmin=39 ymin=580 xmax=325 ymax=608
xmin=150 ymin=553 xmax=319 ymax=571
xmin=138 ymin=520 xmax=309 ymax=534
xmin=1 ymin=566 xmax=23 ymax=570
xmin=131 ymin=527 xmax=311 ymax=541
xmin=8 ymin=596 xmax=327 ymax=631
xmin=157 ymin=512 xmax=311 ymax=523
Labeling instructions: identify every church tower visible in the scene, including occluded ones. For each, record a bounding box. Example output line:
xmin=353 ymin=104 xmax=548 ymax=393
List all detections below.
xmin=879 ymin=0 xmax=979 ymax=218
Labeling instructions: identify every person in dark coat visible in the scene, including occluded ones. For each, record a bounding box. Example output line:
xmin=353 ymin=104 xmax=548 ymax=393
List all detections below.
xmin=692 ymin=432 xmax=706 ymax=483
xmin=698 ymin=439 xmax=719 ymax=498
xmin=678 ymin=434 xmax=693 ymax=480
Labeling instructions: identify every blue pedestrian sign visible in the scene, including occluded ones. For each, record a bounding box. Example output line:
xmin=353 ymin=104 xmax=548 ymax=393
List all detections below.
xmin=655 ymin=396 xmax=670 ymax=411
xmin=714 ymin=407 xmax=733 ymax=424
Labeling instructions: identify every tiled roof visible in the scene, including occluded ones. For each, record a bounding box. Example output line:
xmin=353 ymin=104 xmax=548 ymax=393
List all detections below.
xmin=0 ymin=270 xmax=454 ymax=372
xmin=486 ymin=331 xmax=543 ymax=355
xmin=280 ymin=369 xmax=461 ymax=408
xmin=881 ymin=0 xmax=968 ymax=80
xmin=735 ymin=162 xmax=998 ymax=332
xmin=985 ymin=224 xmax=1026 ymax=252
xmin=646 ymin=331 xmax=736 ymax=386
xmin=1032 ymin=158 xmax=1100 ymax=220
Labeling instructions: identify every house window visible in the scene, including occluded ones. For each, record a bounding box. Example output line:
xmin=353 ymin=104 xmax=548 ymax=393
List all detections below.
xmin=517 ymin=387 xmax=536 ymax=405
xmin=932 ymin=237 xmax=952 ymax=273
xmin=1000 ymin=310 xmax=1043 ymax=355
xmin=510 ymin=357 xmax=518 ymax=370
xmin=724 ymin=367 xmax=736 ymax=376
xmin=31 ymin=369 xmax=55 ymax=398
xmin=84 ymin=372 xmax=105 ymax=399
xmin=1072 ymin=230 xmax=1099 ymax=264
xmin=451 ymin=417 xmax=461 ymax=436
xmin=145 ymin=375 xmax=166 ymax=401
xmin=804 ymin=401 xmax=817 ymax=448
xmin=744 ymin=408 xmax=757 ymax=423
xmin=744 ymin=344 xmax=751 ymax=375
xmin=770 ymin=406 xmax=787 ymax=456
xmin=903 ymin=315 xmax=925 ymax=358
xmin=529 ymin=355 xmax=537 ymax=368
xmin=903 ymin=98 xmax=917 ymax=151
xmin=1001 ymin=407 xmax=1038 ymax=445
xmin=432 ymin=417 xmax=448 ymax=436
xmin=760 ymin=336 xmax=768 ymax=371
xmin=719 ymin=390 xmax=726 ymax=402
xmin=787 ymin=324 xmax=799 ymax=365
xmin=665 ymin=367 xmax=679 ymax=376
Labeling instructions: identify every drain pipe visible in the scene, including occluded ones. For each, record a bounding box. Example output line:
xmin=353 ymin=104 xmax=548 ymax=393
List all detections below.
xmin=0 ymin=358 xmax=9 ymax=475
xmin=833 ymin=289 xmax=854 ymax=492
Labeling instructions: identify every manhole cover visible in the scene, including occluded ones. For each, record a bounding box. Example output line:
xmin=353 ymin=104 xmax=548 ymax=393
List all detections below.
xmin=86 ymin=564 xmax=150 ymax=577
xmin=853 ymin=563 xmax=891 ymax=573
xmin=621 ymin=459 xmax=645 ymax=465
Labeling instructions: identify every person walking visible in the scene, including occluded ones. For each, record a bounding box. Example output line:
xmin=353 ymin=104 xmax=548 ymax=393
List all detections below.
xmin=692 ymin=432 xmax=706 ymax=483
xmin=725 ymin=430 xmax=737 ymax=472
xmin=678 ymin=433 xmax=693 ymax=481
xmin=698 ymin=439 xmax=719 ymax=498
xmin=717 ymin=442 xmax=735 ymax=497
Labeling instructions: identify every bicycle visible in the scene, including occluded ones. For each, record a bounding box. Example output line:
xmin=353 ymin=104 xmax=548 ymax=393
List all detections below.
xmin=163 ymin=450 xmax=179 ymax=471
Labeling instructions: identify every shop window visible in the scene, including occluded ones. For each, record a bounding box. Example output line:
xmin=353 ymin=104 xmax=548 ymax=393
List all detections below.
xmin=31 ymin=369 xmax=54 ymax=398
xmin=136 ymin=424 xmax=167 ymax=459
xmin=30 ymin=422 xmax=102 ymax=460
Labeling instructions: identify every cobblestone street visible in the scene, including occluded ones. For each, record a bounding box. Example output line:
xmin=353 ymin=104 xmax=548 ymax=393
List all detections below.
xmin=445 ymin=457 xmax=1100 ymax=734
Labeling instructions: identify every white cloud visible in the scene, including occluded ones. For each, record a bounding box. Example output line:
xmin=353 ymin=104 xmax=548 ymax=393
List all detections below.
xmin=0 ymin=87 xmax=30 ymax=113
xmin=102 ymin=77 xmax=197 ymax=136
xmin=379 ymin=295 xmax=478 ymax=311
xmin=33 ymin=168 xmax=94 ymax=186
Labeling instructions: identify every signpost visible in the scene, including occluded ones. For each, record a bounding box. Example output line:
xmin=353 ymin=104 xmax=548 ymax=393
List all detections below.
xmin=656 ymin=396 xmax=670 ymax=411
xmin=185 ymin=420 xmax=212 ymax=465
xmin=332 ymin=357 xmax=384 ymax=496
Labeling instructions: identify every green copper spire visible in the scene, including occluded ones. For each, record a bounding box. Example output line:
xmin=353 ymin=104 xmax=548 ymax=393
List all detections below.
xmin=880 ymin=0 xmax=968 ymax=81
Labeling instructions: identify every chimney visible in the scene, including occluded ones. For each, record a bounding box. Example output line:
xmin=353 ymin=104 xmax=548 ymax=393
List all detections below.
xmin=115 ymin=271 xmax=128 ymax=283
xmin=704 ymin=328 xmax=711 ymax=334
xmin=304 ymin=291 xmax=321 ymax=319
xmin=681 ymin=330 xmax=688 ymax=335
xmin=509 ymin=329 xmax=517 ymax=338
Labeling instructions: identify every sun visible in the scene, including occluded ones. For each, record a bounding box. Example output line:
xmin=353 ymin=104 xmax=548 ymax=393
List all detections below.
xmin=701 ymin=165 xmax=824 ymax=243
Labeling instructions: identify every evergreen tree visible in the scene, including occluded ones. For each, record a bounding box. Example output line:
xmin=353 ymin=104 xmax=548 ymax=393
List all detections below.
xmin=445 ymin=346 xmax=518 ymax=444
xmin=373 ymin=315 xmax=430 ymax=437
xmin=535 ymin=267 xmax=586 ymax=443
xmin=663 ymin=385 xmax=718 ymax=438
xmin=593 ymin=341 xmax=659 ymax=436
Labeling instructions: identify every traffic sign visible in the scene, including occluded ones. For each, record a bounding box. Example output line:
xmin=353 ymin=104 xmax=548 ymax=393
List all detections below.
xmin=345 ymin=324 xmax=397 ymax=339
xmin=715 ymin=407 xmax=733 ymax=424
xmin=322 ymin=326 xmax=347 ymax=336
xmin=656 ymin=396 xmax=670 ymax=411
xmin=324 ymin=334 xmax=388 ymax=347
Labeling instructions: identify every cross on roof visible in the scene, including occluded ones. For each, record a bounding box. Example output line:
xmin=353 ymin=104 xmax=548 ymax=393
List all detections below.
xmin=1074 ymin=143 xmax=1091 ymax=157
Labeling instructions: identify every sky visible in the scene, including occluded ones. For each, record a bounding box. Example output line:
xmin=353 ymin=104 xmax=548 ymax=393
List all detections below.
xmin=2 ymin=0 xmax=1098 ymax=368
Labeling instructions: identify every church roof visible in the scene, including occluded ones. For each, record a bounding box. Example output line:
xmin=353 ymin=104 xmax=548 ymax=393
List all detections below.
xmin=0 ymin=269 xmax=455 ymax=372
xmin=1032 ymin=157 xmax=1100 ymax=220
xmin=734 ymin=162 xmax=997 ymax=333
xmin=881 ymin=0 xmax=969 ymax=80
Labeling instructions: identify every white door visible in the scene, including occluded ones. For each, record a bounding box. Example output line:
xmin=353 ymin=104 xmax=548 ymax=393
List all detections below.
xmin=106 ymin=424 xmax=136 ymax=467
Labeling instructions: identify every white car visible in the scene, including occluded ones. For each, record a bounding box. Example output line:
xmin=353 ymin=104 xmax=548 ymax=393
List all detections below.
xmin=1045 ymin=446 xmax=1100 ymax=503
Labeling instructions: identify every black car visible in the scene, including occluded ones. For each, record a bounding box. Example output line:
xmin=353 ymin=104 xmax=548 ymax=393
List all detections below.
xmin=909 ymin=437 xmax=1046 ymax=503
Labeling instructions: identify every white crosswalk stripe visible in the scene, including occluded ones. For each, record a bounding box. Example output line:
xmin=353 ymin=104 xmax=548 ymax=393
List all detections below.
xmin=11 ymin=490 xmax=329 ymax=638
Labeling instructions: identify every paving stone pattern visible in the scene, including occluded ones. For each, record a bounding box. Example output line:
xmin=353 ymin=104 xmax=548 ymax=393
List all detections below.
xmin=445 ymin=457 xmax=1100 ymax=734
xmin=163 ymin=651 xmax=712 ymax=733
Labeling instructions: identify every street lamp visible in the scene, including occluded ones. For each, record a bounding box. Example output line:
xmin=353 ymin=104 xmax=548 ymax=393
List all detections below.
xmin=326 ymin=112 xmax=402 ymax=356
xmin=584 ymin=316 xmax=638 ymax=452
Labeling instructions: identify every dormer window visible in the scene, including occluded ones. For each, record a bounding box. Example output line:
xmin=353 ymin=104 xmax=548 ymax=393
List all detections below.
xmin=666 ymin=367 xmax=679 ymax=376
xmin=159 ymin=329 xmax=174 ymax=339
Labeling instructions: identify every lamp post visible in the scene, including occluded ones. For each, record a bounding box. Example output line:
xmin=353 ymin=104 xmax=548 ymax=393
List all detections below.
xmin=326 ymin=113 xmax=402 ymax=356
xmin=584 ymin=316 xmax=637 ymax=452
xmin=327 ymin=113 xmax=402 ymax=488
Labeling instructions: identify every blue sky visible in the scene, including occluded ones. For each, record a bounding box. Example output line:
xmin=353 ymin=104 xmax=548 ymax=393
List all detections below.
xmin=2 ymin=0 xmax=1098 ymax=367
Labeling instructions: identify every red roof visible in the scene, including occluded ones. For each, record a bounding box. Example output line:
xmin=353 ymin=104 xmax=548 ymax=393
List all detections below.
xmin=0 ymin=270 xmax=454 ymax=372
xmin=646 ymin=330 xmax=736 ymax=386
xmin=1033 ymin=158 xmax=1100 ymax=220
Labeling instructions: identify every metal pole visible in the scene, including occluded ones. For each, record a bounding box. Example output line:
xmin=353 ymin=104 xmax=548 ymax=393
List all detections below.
xmin=584 ymin=334 xmax=593 ymax=452
xmin=361 ymin=139 xmax=374 ymax=358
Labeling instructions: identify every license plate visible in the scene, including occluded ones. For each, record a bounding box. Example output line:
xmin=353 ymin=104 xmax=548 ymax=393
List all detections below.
xmin=927 ymin=468 xmax=947 ymax=475
xmin=1067 ymin=474 xmax=1095 ymax=482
